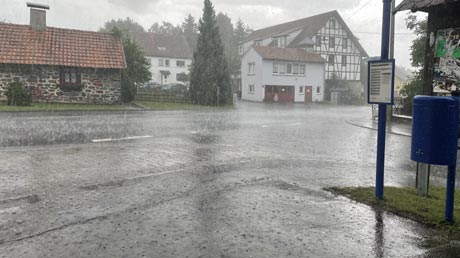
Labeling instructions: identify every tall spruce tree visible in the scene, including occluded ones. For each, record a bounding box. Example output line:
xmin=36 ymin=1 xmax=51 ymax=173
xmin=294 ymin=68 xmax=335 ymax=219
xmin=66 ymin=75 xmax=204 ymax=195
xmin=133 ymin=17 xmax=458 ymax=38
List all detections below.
xmin=190 ymin=0 xmax=232 ymax=106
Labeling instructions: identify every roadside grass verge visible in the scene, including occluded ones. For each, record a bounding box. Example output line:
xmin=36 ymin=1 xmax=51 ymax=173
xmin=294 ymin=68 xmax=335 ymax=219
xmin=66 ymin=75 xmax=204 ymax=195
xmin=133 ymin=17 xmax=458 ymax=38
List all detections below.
xmin=326 ymin=186 xmax=460 ymax=232
xmin=134 ymin=101 xmax=233 ymax=111
xmin=0 ymin=102 xmax=129 ymax=111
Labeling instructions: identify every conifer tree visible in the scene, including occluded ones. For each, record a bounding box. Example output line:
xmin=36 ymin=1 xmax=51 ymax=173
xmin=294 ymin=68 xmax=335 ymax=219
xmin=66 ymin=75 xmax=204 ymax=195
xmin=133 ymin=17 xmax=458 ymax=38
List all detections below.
xmin=189 ymin=0 xmax=232 ymax=106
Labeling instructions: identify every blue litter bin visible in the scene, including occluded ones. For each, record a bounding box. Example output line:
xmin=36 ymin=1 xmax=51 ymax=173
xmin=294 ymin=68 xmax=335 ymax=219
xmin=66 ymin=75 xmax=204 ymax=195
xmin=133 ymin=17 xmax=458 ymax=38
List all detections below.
xmin=411 ymin=96 xmax=459 ymax=166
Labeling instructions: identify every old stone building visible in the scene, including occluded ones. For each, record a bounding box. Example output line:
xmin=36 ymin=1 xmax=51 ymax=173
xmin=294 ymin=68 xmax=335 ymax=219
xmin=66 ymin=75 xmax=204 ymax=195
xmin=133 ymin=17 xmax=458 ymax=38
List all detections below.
xmin=0 ymin=3 xmax=125 ymax=104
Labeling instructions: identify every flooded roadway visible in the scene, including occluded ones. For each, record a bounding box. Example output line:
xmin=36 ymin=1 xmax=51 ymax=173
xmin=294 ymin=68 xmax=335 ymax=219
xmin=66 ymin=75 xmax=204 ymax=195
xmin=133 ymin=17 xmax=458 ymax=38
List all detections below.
xmin=0 ymin=102 xmax=455 ymax=257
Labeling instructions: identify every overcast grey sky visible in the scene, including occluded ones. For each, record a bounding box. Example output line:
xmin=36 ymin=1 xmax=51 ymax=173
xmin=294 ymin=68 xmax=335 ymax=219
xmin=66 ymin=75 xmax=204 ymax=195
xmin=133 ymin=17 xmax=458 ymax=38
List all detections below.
xmin=1 ymin=0 xmax=426 ymax=70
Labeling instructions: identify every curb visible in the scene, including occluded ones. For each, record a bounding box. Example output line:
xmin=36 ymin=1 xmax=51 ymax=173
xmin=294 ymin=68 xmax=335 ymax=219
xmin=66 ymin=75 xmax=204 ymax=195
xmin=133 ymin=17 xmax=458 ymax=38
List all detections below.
xmin=345 ymin=120 xmax=411 ymax=137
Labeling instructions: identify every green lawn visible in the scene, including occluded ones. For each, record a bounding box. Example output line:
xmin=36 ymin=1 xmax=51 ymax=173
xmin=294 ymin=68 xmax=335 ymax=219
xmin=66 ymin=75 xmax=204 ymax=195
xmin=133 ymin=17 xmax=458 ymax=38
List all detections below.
xmin=134 ymin=101 xmax=232 ymax=111
xmin=0 ymin=102 xmax=129 ymax=111
xmin=327 ymin=186 xmax=460 ymax=230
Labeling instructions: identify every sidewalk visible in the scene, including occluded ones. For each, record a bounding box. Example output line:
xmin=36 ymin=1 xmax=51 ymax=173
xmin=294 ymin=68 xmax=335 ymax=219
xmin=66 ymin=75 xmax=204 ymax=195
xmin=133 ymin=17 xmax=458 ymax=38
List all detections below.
xmin=346 ymin=118 xmax=412 ymax=137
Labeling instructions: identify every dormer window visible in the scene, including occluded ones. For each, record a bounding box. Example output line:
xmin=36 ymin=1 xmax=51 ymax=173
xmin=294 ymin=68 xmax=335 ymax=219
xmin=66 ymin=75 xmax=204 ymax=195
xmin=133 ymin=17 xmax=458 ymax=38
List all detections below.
xmin=254 ymin=40 xmax=262 ymax=46
xmin=272 ymin=36 xmax=287 ymax=48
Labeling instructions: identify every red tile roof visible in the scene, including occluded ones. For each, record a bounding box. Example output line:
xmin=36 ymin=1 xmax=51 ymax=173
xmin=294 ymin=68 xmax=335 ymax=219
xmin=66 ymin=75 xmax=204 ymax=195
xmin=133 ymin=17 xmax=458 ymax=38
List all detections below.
xmin=0 ymin=23 xmax=125 ymax=69
xmin=253 ymin=46 xmax=325 ymax=63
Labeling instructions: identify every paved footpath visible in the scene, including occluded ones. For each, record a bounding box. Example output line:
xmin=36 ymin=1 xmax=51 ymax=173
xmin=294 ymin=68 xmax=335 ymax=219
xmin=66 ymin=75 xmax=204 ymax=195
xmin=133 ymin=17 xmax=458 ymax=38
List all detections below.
xmin=0 ymin=102 xmax=456 ymax=258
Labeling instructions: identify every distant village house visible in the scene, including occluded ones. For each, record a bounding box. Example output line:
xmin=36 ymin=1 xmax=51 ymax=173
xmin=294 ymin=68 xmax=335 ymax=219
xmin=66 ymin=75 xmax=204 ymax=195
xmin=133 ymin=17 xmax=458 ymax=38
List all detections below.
xmin=0 ymin=3 xmax=125 ymax=104
xmin=130 ymin=32 xmax=192 ymax=86
xmin=242 ymin=46 xmax=325 ymax=103
xmin=239 ymin=10 xmax=368 ymax=103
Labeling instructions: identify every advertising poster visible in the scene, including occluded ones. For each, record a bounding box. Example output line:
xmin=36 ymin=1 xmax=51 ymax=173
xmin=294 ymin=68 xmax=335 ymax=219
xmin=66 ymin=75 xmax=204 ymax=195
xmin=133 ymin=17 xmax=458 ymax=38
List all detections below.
xmin=433 ymin=28 xmax=460 ymax=93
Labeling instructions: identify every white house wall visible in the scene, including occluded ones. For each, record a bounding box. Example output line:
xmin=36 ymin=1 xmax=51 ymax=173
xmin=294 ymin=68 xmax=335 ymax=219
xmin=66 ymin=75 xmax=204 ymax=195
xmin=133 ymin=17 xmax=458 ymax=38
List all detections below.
xmin=147 ymin=56 xmax=192 ymax=84
xmin=261 ymin=60 xmax=324 ymax=102
xmin=241 ymin=48 xmax=325 ymax=103
xmin=241 ymin=48 xmax=264 ymax=101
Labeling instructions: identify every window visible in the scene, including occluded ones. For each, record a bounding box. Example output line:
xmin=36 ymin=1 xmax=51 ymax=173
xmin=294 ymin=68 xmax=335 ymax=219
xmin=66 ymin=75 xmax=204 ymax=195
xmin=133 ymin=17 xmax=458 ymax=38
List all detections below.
xmin=316 ymin=86 xmax=321 ymax=94
xmin=255 ymin=40 xmax=262 ymax=46
xmin=273 ymin=62 xmax=279 ymax=74
xmin=328 ymin=54 xmax=334 ymax=66
xmin=238 ymin=45 xmax=244 ymax=54
xmin=165 ymin=59 xmax=170 ymax=67
xmin=279 ymin=62 xmax=286 ymax=74
xmin=299 ymin=86 xmax=304 ymax=94
xmin=316 ymin=36 xmax=321 ymax=46
xmin=342 ymin=55 xmax=347 ymax=66
xmin=286 ymin=63 xmax=292 ymax=74
xmin=330 ymin=19 xmax=336 ymax=29
xmin=293 ymin=64 xmax=299 ymax=75
xmin=60 ymin=68 xmax=81 ymax=86
xmin=249 ymin=84 xmax=254 ymax=93
xmin=248 ymin=62 xmax=255 ymax=74
xmin=299 ymin=64 xmax=305 ymax=75
xmin=329 ymin=37 xmax=335 ymax=48
xmin=158 ymin=59 xmax=164 ymax=67
xmin=176 ymin=60 xmax=185 ymax=67
xmin=273 ymin=36 xmax=287 ymax=48
xmin=343 ymin=38 xmax=348 ymax=49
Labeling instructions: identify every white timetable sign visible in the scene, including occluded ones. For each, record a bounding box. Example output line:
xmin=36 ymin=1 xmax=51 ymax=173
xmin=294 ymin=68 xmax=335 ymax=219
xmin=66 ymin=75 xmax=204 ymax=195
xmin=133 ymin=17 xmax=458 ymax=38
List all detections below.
xmin=368 ymin=59 xmax=395 ymax=104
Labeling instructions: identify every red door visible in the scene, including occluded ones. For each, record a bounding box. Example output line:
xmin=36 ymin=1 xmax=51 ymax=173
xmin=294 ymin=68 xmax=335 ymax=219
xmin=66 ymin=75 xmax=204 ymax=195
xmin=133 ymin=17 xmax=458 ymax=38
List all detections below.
xmin=305 ymin=86 xmax=313 ymax=103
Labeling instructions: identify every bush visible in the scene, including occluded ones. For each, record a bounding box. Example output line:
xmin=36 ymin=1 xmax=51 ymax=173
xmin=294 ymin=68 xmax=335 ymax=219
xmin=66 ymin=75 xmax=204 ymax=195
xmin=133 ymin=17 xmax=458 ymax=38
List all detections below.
xmin=6 ymin=82 xmax=32 ymax=106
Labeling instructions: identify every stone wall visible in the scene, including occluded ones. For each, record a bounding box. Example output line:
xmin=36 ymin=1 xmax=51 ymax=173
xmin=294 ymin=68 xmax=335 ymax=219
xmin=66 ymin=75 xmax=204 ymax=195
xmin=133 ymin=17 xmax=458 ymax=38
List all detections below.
xmin=0 ymin=64 xmax=122 ymax=104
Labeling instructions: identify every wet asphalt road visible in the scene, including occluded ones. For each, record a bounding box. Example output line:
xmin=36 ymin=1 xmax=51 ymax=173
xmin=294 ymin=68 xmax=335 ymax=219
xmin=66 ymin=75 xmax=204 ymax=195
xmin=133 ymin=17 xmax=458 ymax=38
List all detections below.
xmin=0 ymin=102 xmax=457 ymax=257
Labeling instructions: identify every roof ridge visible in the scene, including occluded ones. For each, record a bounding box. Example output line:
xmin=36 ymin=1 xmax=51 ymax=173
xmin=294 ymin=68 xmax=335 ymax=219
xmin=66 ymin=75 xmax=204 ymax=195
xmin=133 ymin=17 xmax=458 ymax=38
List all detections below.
xmin=0 ymin=22 xmax=115 ymax=36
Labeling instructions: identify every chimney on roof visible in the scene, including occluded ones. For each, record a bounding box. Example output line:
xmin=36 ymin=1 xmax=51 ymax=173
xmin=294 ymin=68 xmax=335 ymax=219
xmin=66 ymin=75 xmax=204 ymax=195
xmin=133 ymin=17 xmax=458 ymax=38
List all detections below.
xmin=27 ymin=2 xmax=49 ymax=31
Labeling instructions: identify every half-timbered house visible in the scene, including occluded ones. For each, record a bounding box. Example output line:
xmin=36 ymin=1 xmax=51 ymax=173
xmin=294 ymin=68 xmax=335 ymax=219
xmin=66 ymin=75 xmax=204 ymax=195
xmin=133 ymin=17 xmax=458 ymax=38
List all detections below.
xmin=239 ymin=11 xmax=368 ymax=101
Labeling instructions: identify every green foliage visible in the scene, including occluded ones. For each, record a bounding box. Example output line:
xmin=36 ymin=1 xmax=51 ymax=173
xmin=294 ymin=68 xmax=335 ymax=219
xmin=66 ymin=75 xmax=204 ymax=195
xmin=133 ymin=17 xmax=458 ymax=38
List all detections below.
xmin=112 ymin=27 xmax=151 ymax=102
xmin=400 ymin=69 xmax=424 ymax=115
xmin=399 ymin=15 xmax=427 ymax=115
xmin=190 ymin=0 xmax=232 ymax=106
xmin=325 ymin=74 xmax=364 ymax=105
xmin=406 ymin=15 xmax=427 ymax=68
xmin=6 ymin=82 xmax=32 ymax=106
xmin=328 ymin=186 xmax=460 ymax=228
xmin=99 ymin=17 xmax=145 ymax=33
xmin=148 ymin=21 xmax=182 ymax=36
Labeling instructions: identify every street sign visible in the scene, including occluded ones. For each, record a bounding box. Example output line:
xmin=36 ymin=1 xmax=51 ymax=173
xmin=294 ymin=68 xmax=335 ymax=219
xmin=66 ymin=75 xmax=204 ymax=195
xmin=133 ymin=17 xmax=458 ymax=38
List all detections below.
xmin=368 ymin=59 xmax=395 ymax=105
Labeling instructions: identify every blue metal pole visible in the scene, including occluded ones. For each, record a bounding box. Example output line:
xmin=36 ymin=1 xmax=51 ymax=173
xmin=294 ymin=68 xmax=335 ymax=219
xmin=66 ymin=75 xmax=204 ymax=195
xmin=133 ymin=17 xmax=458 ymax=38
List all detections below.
xmin=445 ymin=164 xmax=456 ymax=223
xmin=375 ymin=0 xmax=392 ymax=199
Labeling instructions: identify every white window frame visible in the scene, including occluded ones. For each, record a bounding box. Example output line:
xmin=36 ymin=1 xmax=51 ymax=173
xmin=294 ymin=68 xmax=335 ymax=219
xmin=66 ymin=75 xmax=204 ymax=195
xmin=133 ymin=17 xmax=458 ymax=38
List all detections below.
xmin=293 ymin=64 xmax=299 ymax=75
xmin=329 ymin=37 xmax=335 ymax=48
xmin=176 ymin=60 xmax=185 ymax=67
xmin=273 ymin=62 xmax=279 ymax=74
xmin=158 ymin=59 xmax=164 ymax=67
xmin=299 ymin=64 xmax=305 ymax=75
xmin=316 ymin=36 xmax=321 ymax=47
xmin=249 ymin=84 xmax=254 ymax=94
xmin=328 ymin=54 xmax=334 ymax=66
xmin=299 ymin=86 xmax=304 ymax=95
xmin=248 ymin=62 xmax=255 ymax=74
xmin=165 ymin=59 xmax=170 ymax=67
xmin=279 ymin=62 xmax=286 ymax=74
xmin=286 ymin=63 xmax=293 ymax=75
xmin=316 ymin=86 xmax=321 ymax=95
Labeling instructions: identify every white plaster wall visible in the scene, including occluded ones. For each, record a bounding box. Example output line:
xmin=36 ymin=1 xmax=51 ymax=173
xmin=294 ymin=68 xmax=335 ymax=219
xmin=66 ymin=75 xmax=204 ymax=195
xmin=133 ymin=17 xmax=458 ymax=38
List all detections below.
xmin=261 ymin=60 xmax=325 ymax=102
xmin=148 ymin=56 xmax=192 ymax=84
xmin=241 ymin=48 xmax=263 ymax=101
